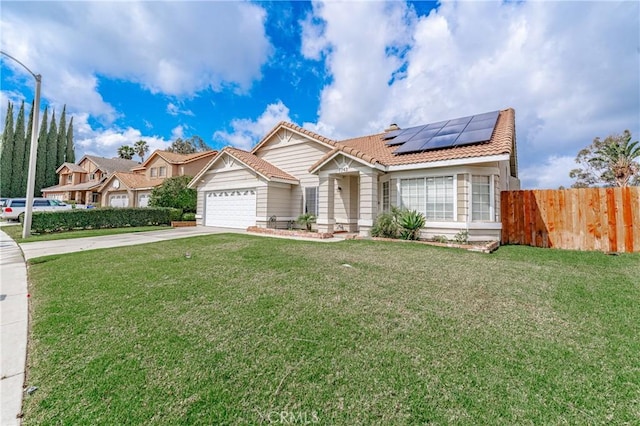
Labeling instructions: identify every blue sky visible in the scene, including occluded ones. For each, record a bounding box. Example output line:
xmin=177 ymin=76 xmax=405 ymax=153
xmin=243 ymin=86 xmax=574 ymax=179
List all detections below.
xmin=1 ymin=0 xmax=638 ymax=189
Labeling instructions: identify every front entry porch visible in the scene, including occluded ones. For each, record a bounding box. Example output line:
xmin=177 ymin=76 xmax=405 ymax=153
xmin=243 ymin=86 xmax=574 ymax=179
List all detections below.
xmin=316 ymin=165 xmax=380 ymax=237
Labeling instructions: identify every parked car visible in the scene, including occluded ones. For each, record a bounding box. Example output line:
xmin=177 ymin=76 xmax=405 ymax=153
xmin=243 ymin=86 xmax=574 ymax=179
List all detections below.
xmin=0 ymin=198 xmax=73 ymax=221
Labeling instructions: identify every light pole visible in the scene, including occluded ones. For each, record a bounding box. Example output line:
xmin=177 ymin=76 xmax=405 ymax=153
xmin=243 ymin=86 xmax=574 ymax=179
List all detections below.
xmin=1 ymin=51 xmax=42 ymax=238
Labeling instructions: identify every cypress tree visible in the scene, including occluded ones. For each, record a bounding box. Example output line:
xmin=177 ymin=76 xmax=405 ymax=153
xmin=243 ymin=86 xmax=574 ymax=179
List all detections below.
xmin=65 ymin=117 xmax=75 ymax=164
xmin=35 ymin=107 xmax=48 ymax=196
xmin=56 ymin=105 xmax=66 ymax=166
xmin=1 ymin=102 xmax=15 ymax=197
xmin=10 ymin=101 xmax=26 ymax=197
xmin=20 ymin=100 xmax=35 ymax=197
xmin=45 ymin=110 xmax=58 ymax=189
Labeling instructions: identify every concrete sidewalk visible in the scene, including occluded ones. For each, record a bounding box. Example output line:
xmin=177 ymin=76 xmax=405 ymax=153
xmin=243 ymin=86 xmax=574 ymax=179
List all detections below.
xmin=0 ymin=229 xmax=28 ymax=426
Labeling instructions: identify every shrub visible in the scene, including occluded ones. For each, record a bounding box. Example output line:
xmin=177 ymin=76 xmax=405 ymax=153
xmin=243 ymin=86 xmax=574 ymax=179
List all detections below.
xmin=297 ymin=213 xmax=316 ymax=231
xmin=168 ymin=208 xmax=183 ymax=222
xmin=182 ymin=212 xmax=196 ymax=221
xmin=371 ymin=206 xmax=402 ymax=238
xmin=29 ymin=208 xmax=172 ymax=233
xmin=149 ymin=176 xmax=196 ymax=213
xmin=398 ymin=209 xmax=426 ymax=240
xmin=454 ymin=230 xmax=469 ymax=244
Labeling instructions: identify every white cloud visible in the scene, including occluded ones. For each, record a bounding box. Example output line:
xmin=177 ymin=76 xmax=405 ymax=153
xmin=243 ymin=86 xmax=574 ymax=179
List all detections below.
xmin=73 ymin=113 xmax=170 ymax=159
xmin=519 ymin=155 xmax=577 ymax=190
xmin=214 ymin=101 xmax=292 ymax=150
xmin=302 ymin=0 xmax=639 ymax=188
xmin=166 ymin=102 xmax=194 ymax=117
xmin=1 ymin=1 xmax=271 ymax=122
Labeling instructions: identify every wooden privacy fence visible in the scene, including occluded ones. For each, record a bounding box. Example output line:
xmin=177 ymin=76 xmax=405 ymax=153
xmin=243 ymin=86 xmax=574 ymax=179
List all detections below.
xmin=501 ymin=187 xmax=640 ymax=253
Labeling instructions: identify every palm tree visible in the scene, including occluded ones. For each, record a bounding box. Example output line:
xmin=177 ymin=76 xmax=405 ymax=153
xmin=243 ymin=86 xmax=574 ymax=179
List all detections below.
xmin=117 ymin=145 xmax=135 ymax=160
xmin=590 ymin=130 xmax=640 ymax=187
xmin=134 ymin=139 xmax=149 ymax=162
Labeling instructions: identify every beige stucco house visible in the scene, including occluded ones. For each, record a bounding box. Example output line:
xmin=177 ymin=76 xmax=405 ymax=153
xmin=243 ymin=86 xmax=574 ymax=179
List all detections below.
xmin=189 ymin=108 xmax=520 ymax=240
xmin=99 ymin=150 xmax=217 ymax=207
xmin=41 ymin=155 xmax=139 ymax=205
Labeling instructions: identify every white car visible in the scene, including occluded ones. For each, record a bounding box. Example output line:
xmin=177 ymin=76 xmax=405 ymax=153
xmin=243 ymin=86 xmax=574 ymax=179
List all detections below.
xmin=0 ymin=198 xmax=73 ymax=221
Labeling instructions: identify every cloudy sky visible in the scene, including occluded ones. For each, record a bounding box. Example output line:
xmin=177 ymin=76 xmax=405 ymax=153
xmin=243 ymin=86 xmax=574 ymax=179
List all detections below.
xmin=1 ymin=0 xmax=638 ymax=189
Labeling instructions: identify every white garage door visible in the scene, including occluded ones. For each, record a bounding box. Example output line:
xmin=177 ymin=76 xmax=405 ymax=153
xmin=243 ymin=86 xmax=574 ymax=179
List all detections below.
xmin=138 ymin=193 xmax=150 ymax=207
xmin=205 ymin=189 xmax=256 ymax=229
xmin=110 ymin=194 xmax=129 ymax=208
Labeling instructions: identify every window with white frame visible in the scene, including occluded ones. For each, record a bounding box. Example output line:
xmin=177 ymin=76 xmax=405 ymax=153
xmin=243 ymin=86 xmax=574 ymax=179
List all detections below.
xmin=66 ymin=174 xmax=72 ymax=183
xmin=472 ymin=175 xmax=492 ymax=221
xmin=382 ymin=181 xmax=390 ymax=212
xmin=426 ymin=176 xmax=454 ymax=220
xmin=150 ymin=168 xmax=157 ymax=177
xmin=159 ymin=166 xmax=167 ymax=177
xmin=304 ymin=187 xmax=318 ymax=216
xmin=400 ymin=178 xmax=426 ymax=216
xmin=400 ymin=176 xmax=454 ymax=221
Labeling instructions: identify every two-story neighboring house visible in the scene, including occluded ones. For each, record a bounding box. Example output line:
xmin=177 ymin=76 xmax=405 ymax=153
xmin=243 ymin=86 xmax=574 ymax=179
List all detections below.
xmin=99 ymin=150 xmax=217 ymax=207
xmin=41 ymin=156 xmax=140 ymax=205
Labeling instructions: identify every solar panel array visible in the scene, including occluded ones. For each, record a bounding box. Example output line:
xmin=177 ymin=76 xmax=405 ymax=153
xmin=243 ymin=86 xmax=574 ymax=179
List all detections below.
xmin=386 ymin=111 xmax=500 ymax=155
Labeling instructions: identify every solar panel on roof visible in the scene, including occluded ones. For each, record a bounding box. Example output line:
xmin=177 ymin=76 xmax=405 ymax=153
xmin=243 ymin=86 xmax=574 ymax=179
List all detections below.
xmin=390 ymin=110 xmax=500 ymax=155
xmin=454 ymin=128 xmax=494 ymax=146
xmin=464 ymin=117 xmax=496 ymax=132
xmin=382 ymin=129 xmax=404 ymax=140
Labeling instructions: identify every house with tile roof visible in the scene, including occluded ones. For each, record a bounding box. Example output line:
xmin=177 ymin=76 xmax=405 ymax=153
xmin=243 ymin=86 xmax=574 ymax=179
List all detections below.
xmin=41 ymin=155 xmax=140 ymax=205
xmin=189 ymin=108 xmax=520 ymax=240
xmin=99 ymin=149 xmax=217 ymax=207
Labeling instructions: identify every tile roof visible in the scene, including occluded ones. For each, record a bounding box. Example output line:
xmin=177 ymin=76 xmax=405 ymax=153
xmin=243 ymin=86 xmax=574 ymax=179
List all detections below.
xmin=224 ymin=147 xmax=298 ymax=182
xmin=310 ymin=108 xmax=516 ymax=170
xmin=251 ymin=121 xmax=340 ymax=154
xmin=108 ymin=172 xmax=166 ymax=190
xmin=41 ymin=181 xmax=101 ymax=192
xmin=84 ymin=155 xmax=140 ymax=173
xmin=56 ymin=162 xmax=85 ymax=173
xmin=132 ymin=150 xmax=217 ymax=170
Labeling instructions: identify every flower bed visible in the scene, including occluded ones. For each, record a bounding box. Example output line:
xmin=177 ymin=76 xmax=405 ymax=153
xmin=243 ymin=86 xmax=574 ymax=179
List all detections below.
xmin=171 ymin=221 xmax=197 ymax=227
xmin=246 ymin=226 xmax=333 ymax=239
xmin=367 ymin=237 xmax=499 ymax=253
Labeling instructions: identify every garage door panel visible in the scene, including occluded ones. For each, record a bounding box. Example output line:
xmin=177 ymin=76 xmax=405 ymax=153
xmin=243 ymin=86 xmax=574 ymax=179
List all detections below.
xmin=205 ymin=188 xmax=256 ymax=228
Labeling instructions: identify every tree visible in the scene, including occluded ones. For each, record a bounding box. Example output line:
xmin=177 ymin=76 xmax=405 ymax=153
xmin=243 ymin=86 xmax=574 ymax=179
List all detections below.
xmin=570 ymin=130 xmax=640 ymax=187
xmin=149 ymin=175 xmax=196 ymax=212
xmin=20 ymin=100 xmax=35 ymax=197
xmin=65 ymin=117 xmax=75 ymax=164
xmin=1 ymin=101 xmax=15 ymax=197
xmin=134 ymin=139 xmax=149 ymax=162
xmin=117 ymin=145 xmax=135 ymax=160
xmin=9 ymin=101 xmax=26 ymax=197
xmin=35 ymin=106 xmax=49 ymax=196
xmin=56 ymin=106 xmax=67 ymax=167
xmin=45 ymin=110 xmax=58 ymax=189
xmin=165 ymin=135 xmax=211 ymax=154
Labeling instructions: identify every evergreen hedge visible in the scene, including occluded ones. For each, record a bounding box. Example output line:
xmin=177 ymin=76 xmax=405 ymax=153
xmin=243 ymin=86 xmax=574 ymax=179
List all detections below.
xmin=29 ymin=208 xmax=172 ymax=233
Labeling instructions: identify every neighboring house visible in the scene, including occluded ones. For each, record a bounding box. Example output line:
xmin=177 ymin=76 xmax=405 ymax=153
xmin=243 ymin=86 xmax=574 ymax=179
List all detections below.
xmin=189 ymin=108 xmax=520 ymax=241
xmin=99 ymin=150 xmax=217 ymax=207
xmin=41 ymin=156 xmax=140 ymax=205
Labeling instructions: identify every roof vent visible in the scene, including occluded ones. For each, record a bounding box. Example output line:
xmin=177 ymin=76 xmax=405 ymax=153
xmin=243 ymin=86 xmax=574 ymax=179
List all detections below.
xmin=385 ymin=123 xmax=400 ymax=132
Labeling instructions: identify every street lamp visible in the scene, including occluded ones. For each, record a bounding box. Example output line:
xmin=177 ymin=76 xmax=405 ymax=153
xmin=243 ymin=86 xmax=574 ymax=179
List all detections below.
xmin=1 ymin=51 xmax=42 ymax=238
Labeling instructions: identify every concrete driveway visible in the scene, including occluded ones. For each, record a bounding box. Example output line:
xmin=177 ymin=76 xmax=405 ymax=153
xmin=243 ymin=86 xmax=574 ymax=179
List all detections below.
xmin=19 ymin=226 xmax=245 ymax=260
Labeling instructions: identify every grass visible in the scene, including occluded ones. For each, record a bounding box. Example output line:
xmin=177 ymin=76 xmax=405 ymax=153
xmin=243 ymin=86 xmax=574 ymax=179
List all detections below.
xmin=0 ymin=223 xmax=170 ymax=243
xmin=23 ymin=235 xmax=640 ymax=424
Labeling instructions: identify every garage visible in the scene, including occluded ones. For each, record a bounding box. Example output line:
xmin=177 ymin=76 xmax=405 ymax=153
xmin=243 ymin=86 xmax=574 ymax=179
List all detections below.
xmin=205 ymin=188 xmax=256 ymax=228
xmin=110 ymin=194 xmax=129 ymax=208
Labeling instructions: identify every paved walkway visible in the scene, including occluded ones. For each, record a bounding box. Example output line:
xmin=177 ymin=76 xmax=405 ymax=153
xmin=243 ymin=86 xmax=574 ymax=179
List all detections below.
xmin=1 ymin=225 xmax=352 ymax=423
xmin=0 ymin=229 xmax=28 ymax=426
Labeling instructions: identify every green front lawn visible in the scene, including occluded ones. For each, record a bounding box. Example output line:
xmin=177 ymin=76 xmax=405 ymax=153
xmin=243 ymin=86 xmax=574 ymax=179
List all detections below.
xmin=23 ymin=235 xmax=640 ymax=424
xmin=1 ymin=224 xmax=171 ymax=243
